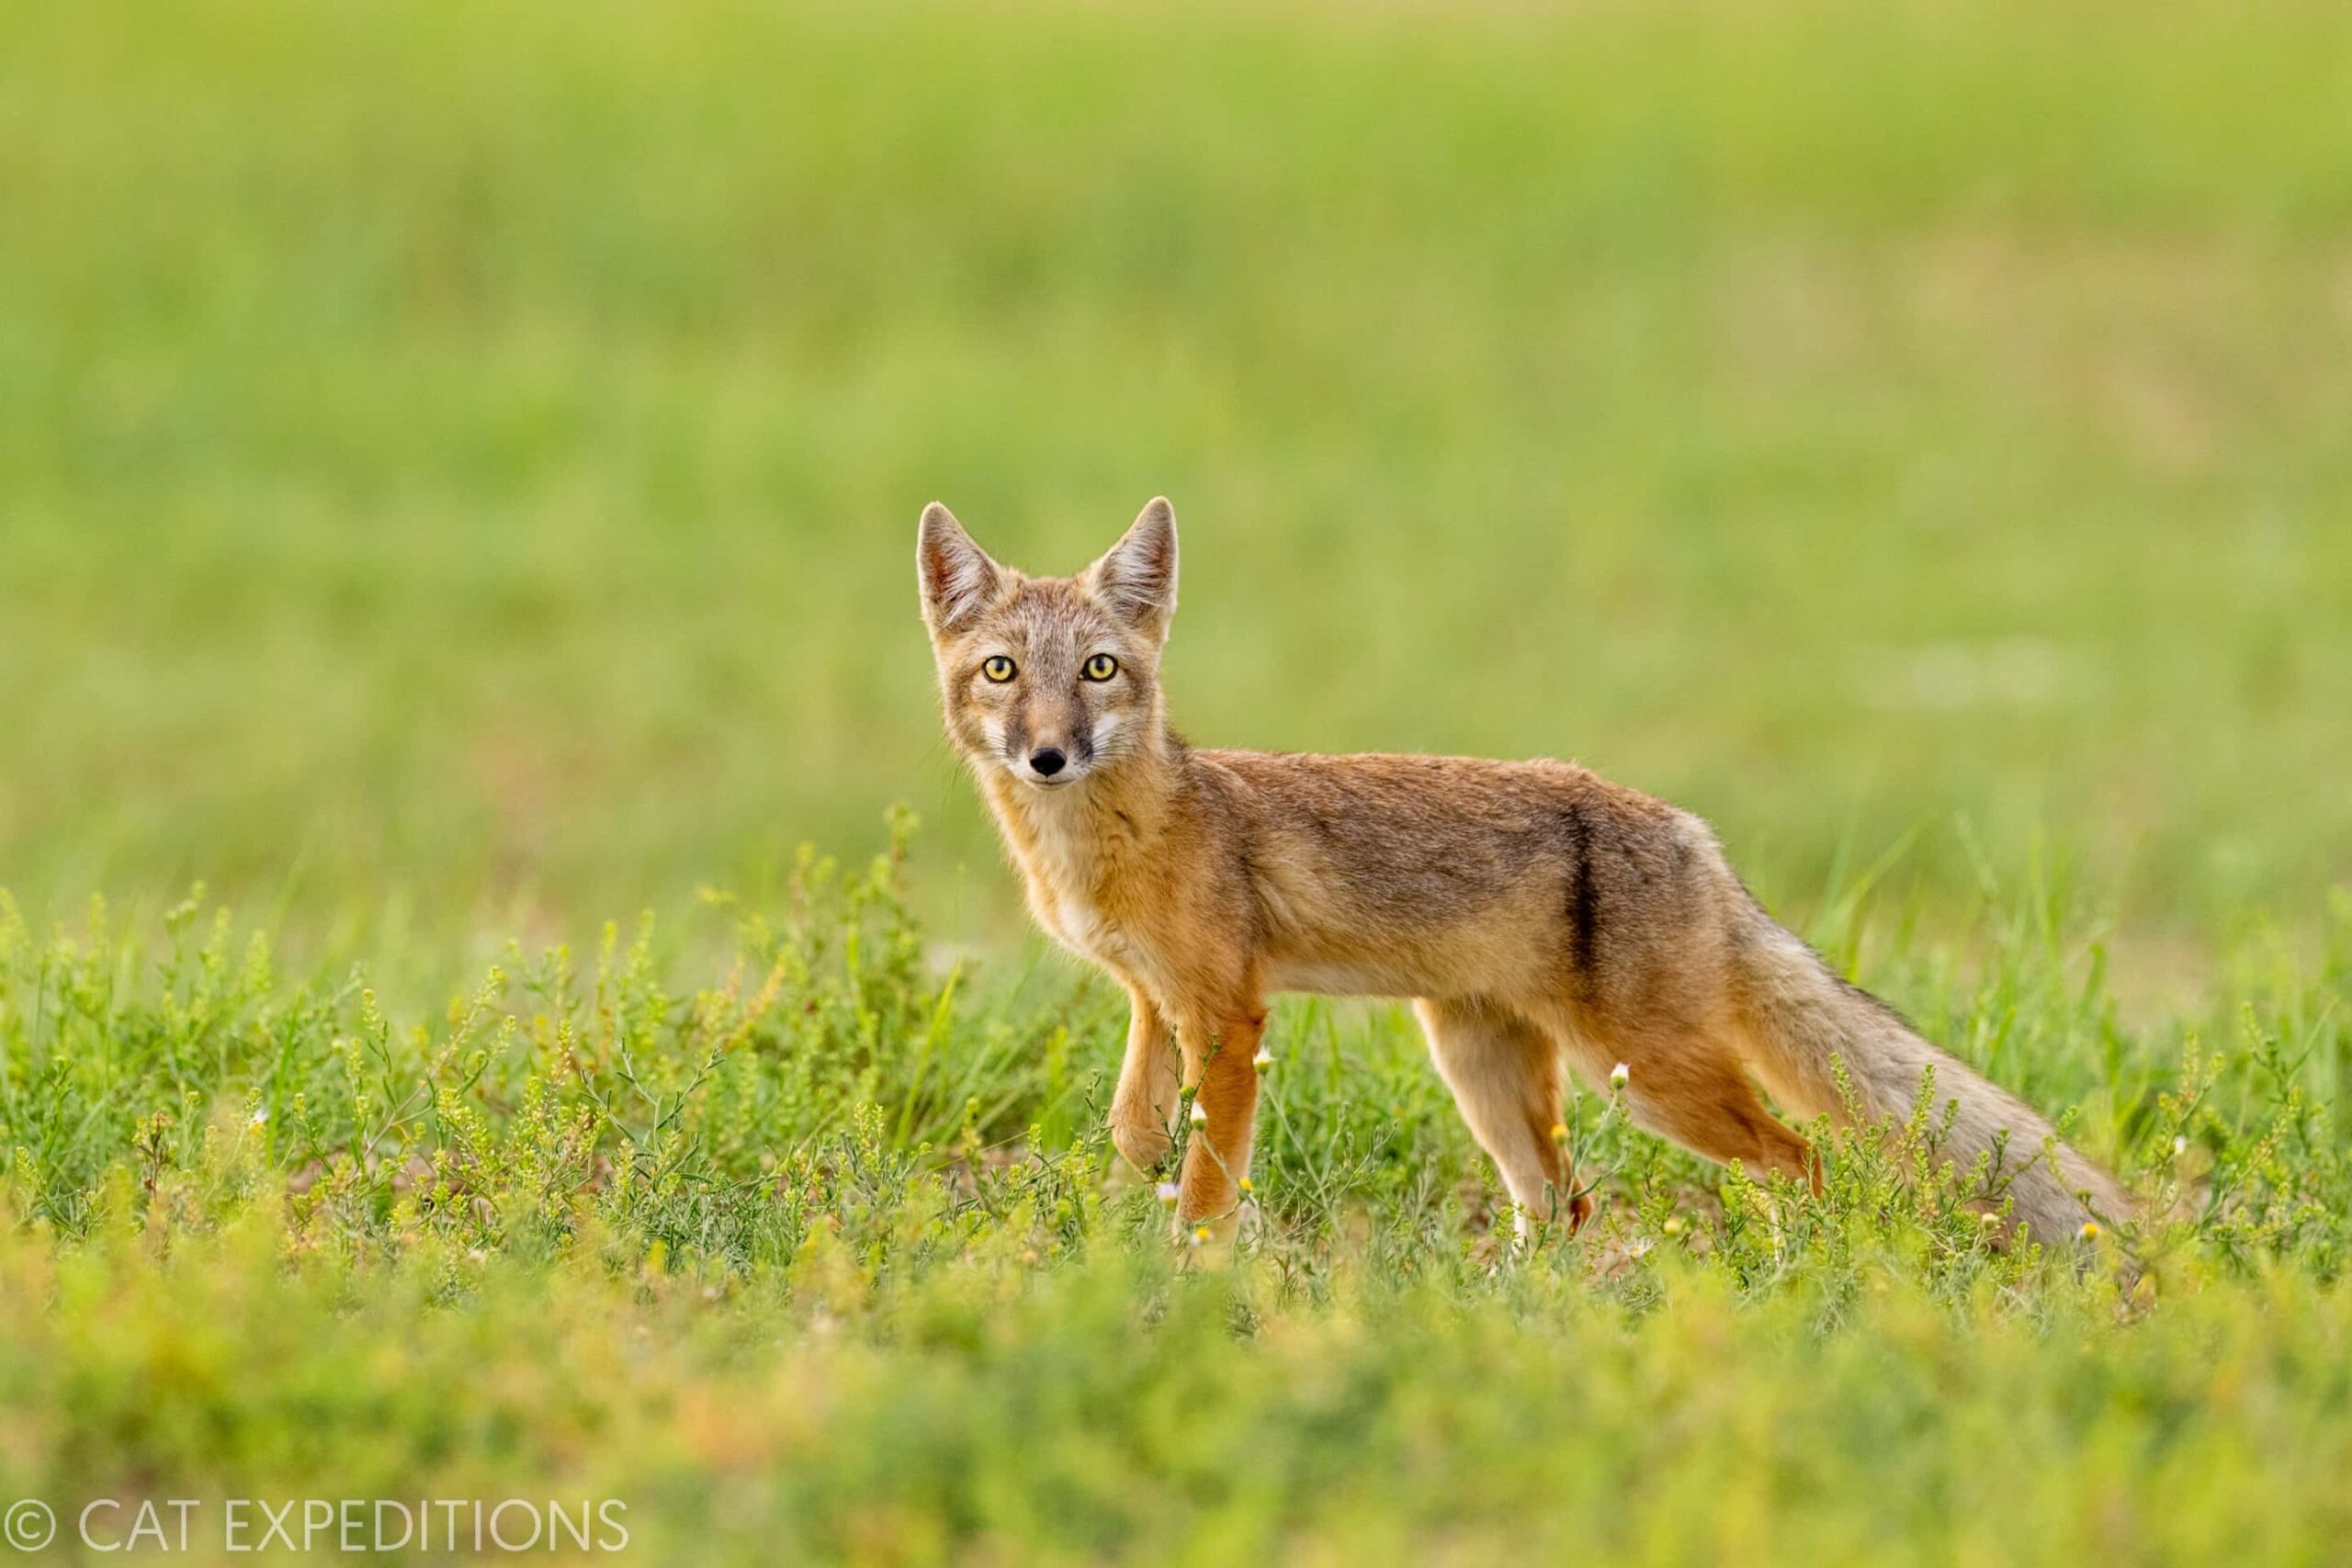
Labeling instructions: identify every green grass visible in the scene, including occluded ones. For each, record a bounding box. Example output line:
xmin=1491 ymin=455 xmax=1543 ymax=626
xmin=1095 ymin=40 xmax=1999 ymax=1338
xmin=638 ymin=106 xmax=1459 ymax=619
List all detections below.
xmin=0 ymin=833 xmax=2347 ymax=1562
xmin=4 ymin=0 xmax=2352 ymax=1560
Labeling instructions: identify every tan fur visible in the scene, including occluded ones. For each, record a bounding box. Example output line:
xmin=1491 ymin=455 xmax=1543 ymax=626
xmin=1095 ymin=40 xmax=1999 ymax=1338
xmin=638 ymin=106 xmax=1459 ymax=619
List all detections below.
xmin=917 ymin=499 xmax=2130 ymax=1246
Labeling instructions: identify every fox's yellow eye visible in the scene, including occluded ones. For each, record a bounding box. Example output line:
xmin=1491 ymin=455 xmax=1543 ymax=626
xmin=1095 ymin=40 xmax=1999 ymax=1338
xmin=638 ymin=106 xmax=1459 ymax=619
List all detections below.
xmin=1081 ymin=653 xmax=1120 ymax=682
xmin=981 ymin=656 xmax=1017 ymax=683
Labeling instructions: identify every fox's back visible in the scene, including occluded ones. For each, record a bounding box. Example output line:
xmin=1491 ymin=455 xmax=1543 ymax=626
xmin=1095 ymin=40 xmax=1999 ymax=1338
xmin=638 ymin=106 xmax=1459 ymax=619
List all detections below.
xmin=1185 ymin=748 xmax=1734 ymax=1001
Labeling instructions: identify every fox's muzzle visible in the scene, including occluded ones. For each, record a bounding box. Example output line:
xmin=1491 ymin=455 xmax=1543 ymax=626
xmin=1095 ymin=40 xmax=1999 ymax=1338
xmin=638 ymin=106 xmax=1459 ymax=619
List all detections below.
xmin=1006 ymin=702 xmax=1094 ymax=785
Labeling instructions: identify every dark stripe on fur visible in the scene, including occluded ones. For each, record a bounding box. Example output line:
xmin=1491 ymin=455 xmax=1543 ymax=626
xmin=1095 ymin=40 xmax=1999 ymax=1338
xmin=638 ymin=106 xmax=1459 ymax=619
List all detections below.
xmin=1562 ymin=806 xmax=1599 ymax=998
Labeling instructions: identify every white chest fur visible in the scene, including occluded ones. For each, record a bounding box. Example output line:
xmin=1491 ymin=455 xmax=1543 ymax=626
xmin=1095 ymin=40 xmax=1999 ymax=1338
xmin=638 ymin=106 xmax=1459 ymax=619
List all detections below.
xmin=1014 ymin=796 xmax=1137 ymax=969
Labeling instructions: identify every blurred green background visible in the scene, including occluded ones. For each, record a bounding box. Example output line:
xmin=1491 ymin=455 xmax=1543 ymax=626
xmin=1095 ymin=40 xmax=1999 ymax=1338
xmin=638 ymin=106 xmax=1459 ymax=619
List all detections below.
xmin=3 ymin=0 xmax=2347 ymax=950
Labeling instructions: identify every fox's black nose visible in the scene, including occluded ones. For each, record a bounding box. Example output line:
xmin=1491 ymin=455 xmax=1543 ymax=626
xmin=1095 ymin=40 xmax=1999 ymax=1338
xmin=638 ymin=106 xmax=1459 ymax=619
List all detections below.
xmin=1029 ymin=748 xmax=1068 ymax=777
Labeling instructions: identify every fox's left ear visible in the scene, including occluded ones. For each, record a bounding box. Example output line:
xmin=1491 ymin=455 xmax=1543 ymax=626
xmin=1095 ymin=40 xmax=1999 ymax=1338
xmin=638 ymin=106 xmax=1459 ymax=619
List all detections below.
xmin=1084 ymin=497 xmax=1178 ymax=642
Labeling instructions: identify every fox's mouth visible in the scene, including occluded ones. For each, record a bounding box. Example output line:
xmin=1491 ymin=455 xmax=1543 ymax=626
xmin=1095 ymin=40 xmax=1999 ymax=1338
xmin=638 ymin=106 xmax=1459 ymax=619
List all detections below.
xmin=1001 ymin=740 xmax=1093 ymax=789
xmin=1004 ymin=753 xmax=1090 ymax=789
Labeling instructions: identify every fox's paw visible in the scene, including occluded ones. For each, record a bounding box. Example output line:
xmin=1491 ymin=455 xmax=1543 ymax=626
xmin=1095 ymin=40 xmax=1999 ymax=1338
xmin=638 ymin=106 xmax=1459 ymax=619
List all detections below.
xmin=1495 ymin=1190 xmax=1595 ymax=1263
xmin=1108 ymin=1113 xmax=1174 ymax=1176
xmin=1173 ymin=1206 xmax=1240 ymax=1268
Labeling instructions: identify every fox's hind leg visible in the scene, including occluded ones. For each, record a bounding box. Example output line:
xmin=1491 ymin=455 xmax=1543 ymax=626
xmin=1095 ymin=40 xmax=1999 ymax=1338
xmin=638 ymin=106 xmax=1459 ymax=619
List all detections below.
xmin=1593 ymin=1032 xmax=1818 ymax=1192
xmin=1415 ymin=998 xmax=1590 ymax=1239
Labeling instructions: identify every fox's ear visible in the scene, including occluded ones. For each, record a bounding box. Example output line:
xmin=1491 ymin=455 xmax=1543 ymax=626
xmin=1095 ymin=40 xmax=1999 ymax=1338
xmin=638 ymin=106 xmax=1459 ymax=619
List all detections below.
xmin=1084 ymin=497 xmax=1178 ymax=641
xmin=917 ymin=502 xmax=1002 ymax=634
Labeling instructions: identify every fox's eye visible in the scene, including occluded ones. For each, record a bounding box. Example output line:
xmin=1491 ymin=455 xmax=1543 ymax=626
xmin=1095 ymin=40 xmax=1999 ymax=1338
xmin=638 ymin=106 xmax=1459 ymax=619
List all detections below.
xmin=981 ymin=656 xmax=1017 ymax=683
xmin=1081 ymin=653 xmax=1119 ymax=682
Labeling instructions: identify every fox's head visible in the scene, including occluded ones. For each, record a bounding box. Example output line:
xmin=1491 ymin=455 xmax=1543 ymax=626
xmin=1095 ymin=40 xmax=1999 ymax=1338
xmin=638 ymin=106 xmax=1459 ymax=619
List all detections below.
xmin=916 ymin=498 xmax=1177 ymax=792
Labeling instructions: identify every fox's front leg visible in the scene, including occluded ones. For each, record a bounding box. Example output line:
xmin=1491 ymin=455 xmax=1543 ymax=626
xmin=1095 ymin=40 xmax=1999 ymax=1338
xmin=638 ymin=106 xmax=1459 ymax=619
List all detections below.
xmin=1174 ymin=1004 xmax=1267 ymax=1235
xmin=1108 ymin=987 xmax=1181 ymax=1175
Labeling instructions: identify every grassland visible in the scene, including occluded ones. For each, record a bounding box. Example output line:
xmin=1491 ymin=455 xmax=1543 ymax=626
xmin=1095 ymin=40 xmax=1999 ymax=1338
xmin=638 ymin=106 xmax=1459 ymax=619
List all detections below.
xmin=0 ymin=837 xmax=2346 ymax=1562
xmin=2 ymin=0 xmax=2349 ymax=1561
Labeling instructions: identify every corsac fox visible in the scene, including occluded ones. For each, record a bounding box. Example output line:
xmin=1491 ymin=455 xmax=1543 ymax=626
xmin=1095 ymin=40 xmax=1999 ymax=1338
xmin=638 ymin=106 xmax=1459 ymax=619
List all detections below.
xmin=916 ymin=497 xmax=2127 ymax=1247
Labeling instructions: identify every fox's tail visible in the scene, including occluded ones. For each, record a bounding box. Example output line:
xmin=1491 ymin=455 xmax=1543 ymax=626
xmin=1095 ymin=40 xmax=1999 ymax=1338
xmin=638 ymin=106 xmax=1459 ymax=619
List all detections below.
xmin=1732 ymin=910 xmax=2129 ymax=1247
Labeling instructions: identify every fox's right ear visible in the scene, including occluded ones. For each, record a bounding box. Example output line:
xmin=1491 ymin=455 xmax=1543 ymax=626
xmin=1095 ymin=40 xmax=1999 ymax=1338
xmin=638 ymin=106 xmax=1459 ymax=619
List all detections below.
xmin=916 ymin=502 xmax=1002 ymax=635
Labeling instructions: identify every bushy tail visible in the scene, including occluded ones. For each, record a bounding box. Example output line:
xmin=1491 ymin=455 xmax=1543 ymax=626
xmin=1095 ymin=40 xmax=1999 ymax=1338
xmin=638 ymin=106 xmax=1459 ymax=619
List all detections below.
xmin=1733 ymin=915 xmax=2129 ymax=1247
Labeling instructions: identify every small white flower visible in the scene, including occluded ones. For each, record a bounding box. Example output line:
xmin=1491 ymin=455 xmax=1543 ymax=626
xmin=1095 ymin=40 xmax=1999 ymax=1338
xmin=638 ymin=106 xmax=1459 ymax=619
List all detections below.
xmin=249 ymin=1106 xmax=269 ymax=1127
xmin=1609 ymin=1062 xmax=1631 ymax=1091
xmin=1190 ymin=1102 xmax=1208 ymax=1126
xmin=1189 ymin=1224 xmax=1210 ymax=1247
xmin=1626 ymin=1236 xmax=1654 ymax=1258
xmin=1251 ymin=1047 xmax=1274 ymax=1070
xmin=1155 ymin=1181 xmax=1181 ymax=1204
xmin=2172 ymin=1135 xmax=2189 ymax=1156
